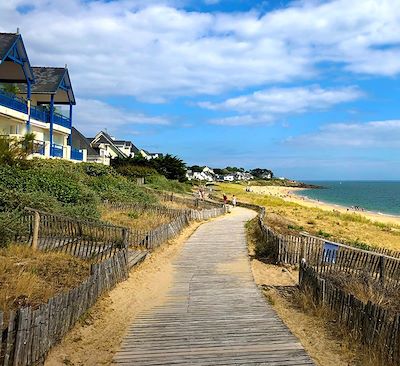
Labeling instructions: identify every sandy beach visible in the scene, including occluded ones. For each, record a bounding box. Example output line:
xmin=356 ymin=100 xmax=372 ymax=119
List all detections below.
xmin=249 ymin=185 xmax=400 ymax=226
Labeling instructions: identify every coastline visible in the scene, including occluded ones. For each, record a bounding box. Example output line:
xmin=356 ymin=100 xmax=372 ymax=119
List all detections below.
xmin=249 ymin=185 xmax=400 ymax=226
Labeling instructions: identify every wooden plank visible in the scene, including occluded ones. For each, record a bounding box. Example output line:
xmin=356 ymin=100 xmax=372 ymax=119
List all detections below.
xmin=113 ymin=208 xmax=314 ymax=366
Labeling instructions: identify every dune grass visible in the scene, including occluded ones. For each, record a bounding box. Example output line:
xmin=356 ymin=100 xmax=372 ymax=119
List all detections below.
xmin=0 ymin=245 xmax=89 ymax=315
xmin=101 ymin=208 xmax=172 ymax=231
xmin=218 ymin=182 xmax=400 ymax=251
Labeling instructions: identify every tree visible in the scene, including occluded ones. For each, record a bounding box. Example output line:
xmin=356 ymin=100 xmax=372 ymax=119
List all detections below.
xmin=153 ymin=154 xmax=187 ymax=182
xmin=112 ymin=154 xmax=187 ymax=182
xmin=0 ymin=133 xmax=36 ymax=165
xmin=250 ymin=168 xmax=274 ymax=179
xmin=0 ymin=83 xmax=20 ymax=95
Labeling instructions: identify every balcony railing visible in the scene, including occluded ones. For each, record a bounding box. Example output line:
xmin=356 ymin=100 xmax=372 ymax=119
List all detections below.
xmin=53 ymin=112 xmax=71 ymax=129
xmin=51 ymin=143 xmax=64 ymax=158
xmin=0 ymin=88 xmax=28 ymax=114
xmin=71 ymin=148 xmax=83 ymax=161
xmin=32 ymin=140 xmax=45 ymax=155
xmin=30 ymin=105 xmax=49 ymax=123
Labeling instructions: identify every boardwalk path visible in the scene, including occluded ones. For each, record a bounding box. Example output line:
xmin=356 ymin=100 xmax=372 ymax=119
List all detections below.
xmin=113 ymin=208 xmax=314 ymax=365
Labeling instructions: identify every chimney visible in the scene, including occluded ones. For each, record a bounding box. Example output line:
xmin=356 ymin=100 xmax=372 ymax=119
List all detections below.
xmin=16 ymin=27 xmax=20 ymax=34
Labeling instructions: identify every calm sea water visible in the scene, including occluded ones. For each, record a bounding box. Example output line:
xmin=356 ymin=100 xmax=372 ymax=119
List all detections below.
xmin=295 ymin=181 xmax=400 ymax=216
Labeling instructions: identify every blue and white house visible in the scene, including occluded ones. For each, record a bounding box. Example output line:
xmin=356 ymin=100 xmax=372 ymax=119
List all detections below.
xmin=0 ymin=31 xmax=86 ymax=162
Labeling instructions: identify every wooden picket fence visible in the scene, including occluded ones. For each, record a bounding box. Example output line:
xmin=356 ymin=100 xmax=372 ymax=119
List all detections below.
xmin=0 ymin=250 xmax=128 ymax=366
xmin=14 ymin=202 xmax=226 ymax=261
xmin=255 ymin=206 xmax=400 ymax=286
xmin=299 ymin=263 xmax=400 ymax=365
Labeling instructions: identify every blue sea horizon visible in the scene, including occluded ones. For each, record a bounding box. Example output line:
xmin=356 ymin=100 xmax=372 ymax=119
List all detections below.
xmin=295 ymin=180 xmax=400 ymax=217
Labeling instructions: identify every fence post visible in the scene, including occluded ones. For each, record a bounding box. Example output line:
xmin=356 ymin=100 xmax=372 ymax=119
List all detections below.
xmin=31 ymin=210 xmax=40 ymax=250
xmin=379 ymin=256 xmax=386 ymax=283
xmin=122 ymin=228 xmax=129 ymax=249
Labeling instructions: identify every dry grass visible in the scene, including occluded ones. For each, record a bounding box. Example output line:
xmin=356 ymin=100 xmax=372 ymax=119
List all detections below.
xmin=0 ymin=245 xmax=89 ymax=315
xmin=324 ymin=270 xmax=400 ymax=313
xmin=101 ymin=208 xmax=172 ymax=231
xmin=220 ymin=182 xmax=400 ymax=250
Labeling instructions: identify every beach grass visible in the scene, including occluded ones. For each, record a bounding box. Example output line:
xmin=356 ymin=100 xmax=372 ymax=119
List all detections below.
xmin=218 ymin=182 xmax=400 ymax=251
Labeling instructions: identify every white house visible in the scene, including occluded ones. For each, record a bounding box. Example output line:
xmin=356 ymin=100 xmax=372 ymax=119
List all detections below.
xmin=0 ymin=31 xmax=86 ymax=162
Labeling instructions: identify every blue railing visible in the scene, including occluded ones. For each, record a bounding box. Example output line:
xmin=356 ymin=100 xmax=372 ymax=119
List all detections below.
xmin=0 ymin=89 xmax=28 ymax=114
xmin=71 ymin=148 xmax=83 ymax=161
xmin=32 ymin=140 xmax=45 ymax=155
xmin=30 ymin=105 xmax=49 ymax=123
xmin=53 ymin=112 xmax=71 ymax=129
xmin=51 ymin=143 xmax=64 ymax=158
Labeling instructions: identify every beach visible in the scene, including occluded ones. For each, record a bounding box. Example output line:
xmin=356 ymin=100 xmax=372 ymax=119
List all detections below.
xmin=249 ymin=185 xmax=400 ymax=226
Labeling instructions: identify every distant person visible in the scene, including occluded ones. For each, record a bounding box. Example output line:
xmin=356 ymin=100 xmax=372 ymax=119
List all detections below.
xmin=223 ymin=194 xmax=228 ymax=205
xmin=232 ymin=195 xmax=237 ymax=207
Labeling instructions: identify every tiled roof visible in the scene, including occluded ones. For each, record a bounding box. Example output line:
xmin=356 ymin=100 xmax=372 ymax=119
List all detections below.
xmin=0 ymin=33 xmax=18 ymax=61
xmin=30 ymin=67 xmax=66 ymax=93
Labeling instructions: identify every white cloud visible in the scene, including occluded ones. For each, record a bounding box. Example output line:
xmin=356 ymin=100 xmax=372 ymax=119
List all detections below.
xmin=285 ymin=120 xmax=400 ymax=148
xmin=204 ymin=85 xmax=362 ymax=125
xmin=1 ymin=0 xmax=399 ymax=102
xmin=74 ymin=98 xmax=170 ymax=135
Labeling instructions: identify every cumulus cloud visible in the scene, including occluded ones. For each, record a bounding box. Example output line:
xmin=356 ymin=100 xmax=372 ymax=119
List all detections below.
xmin=204 ymin=85 xmax=362 ymax=125
xmin=285 ymin=120 xmax=400 ymax=148
xmin=74 ymin=98 xmax=170 ymax=135
xmin=1 ymin=0 xmax=399 ymax=101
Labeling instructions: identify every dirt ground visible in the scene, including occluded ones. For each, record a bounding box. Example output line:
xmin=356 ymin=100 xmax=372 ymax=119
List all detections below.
xmin=45 ymin=221 xmax=204 ymax=366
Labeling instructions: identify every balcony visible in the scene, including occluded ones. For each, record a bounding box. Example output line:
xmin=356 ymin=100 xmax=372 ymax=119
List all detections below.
xmin=71 ymin=148 xmax=83 ymax=161
xmin=0 ymin=88 xmax=28 ymax=114
xmin=51 ymin=143 xmax=64 ymax=158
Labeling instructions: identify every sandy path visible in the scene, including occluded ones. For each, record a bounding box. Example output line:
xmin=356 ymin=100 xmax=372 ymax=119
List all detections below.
xmin=250 ymin=185 xmax=400 ymax=226
xmin=45 ymin=222 xmax=203 ymax=366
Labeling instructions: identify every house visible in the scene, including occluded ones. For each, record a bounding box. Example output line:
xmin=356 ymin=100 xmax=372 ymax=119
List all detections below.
xmin=223 ymin=174 xmax=235 ymax=182
xmin=84 ymin=130 xmax=145 ymax=165
xmin=140 ymin=149 xmax=163 ymax=160
xmin=0 ymin=31 xmax=85 ymax=161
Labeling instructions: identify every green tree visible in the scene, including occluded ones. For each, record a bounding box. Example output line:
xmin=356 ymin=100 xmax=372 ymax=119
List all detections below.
xmin=0 ymin=133 xmax=36 ymax=165
xmin=0 ymin=83 xmax=20 ymax=95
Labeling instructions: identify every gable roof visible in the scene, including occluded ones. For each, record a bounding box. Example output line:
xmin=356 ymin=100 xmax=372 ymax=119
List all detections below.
xmin=18 ymin=66 xmax=76 ymax=104
xmin=91 ymin=131 xmax=127 ymax=158
xmin=71 ymin=127 xmax=98 ymax=156
xmin=0 ymin=33 xmax=34 ymax=83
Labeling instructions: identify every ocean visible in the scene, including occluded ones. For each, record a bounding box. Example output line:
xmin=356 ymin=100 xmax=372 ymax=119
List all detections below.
xmin=295 ymin=181 xmax=400 ymax=217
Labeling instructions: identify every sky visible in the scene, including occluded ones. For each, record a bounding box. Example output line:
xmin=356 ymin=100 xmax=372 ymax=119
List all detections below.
xmin=1 ymin=0 xmax=400 ymax=180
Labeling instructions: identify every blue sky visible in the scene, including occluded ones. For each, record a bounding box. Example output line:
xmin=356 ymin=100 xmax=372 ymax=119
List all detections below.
xmin=1 ymin=0 xmax=400 ymax=179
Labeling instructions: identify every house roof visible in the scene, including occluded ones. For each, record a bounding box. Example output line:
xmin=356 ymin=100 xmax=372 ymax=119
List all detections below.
xmin=114 ymin=139 xmax=140 ymax=154
xmin=91 ymin=131 xmax=127 ymax=158
xmin=71 ymin=127 xmax=98 ymax=156
xmin=18 ymin=66 xmax=76 ymax=104
xmin=0 ymin=33 xmax=34 ymax=83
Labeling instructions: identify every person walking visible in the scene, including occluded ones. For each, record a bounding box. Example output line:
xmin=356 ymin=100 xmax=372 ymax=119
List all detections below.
xmin=232 ymin=195 xmax=237 ymax=208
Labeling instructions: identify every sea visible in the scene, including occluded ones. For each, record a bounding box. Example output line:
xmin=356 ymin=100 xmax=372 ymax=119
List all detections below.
xmin=295 ymin=181 xmax=400 ymax=217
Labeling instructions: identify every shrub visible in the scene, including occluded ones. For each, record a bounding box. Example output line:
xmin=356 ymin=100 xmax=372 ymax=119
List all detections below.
xmin=0 ymin=211 xmax=24 ymax=247
xmin=116 ymin=165 xmax=158 ymax=178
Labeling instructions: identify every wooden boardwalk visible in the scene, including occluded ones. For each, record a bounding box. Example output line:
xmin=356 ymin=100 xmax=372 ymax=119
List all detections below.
xmin=113 ymin=208 xmax=314 ymax=365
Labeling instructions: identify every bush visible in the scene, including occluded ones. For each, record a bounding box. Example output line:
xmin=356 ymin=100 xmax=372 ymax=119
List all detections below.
xmin=146 ymin=174 xmax=190 ymax=193
xmin=0 ymin=211 xmax=24 ymax=247
xmin=115 ymin=165 xmax=158 ymax=178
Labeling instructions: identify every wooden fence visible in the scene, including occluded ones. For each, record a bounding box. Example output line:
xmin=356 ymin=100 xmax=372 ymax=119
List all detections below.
xmin=0 ymin=250 xmax=128 ymax=366
xmin=299 ymin=263 xmax=400 ymax=365
xmin=255 ymin=206 xmax=400 ymax=286
xmin=16 ymin=203 xmax=226 ymax=258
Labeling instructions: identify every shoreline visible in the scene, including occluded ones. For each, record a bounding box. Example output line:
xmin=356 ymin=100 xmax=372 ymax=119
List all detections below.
xmin=249 ymin=185 xmax=400 ymax=226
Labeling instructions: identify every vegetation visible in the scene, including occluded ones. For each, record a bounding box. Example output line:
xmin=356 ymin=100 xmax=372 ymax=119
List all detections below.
xmin=250 ymin=168 xmax=274 ymax=179
xmin=112 ymin=154 xmax=187 ymax=182
xmin=0 ymin=245 xmax=89 ymax=313
xmin=0 ymin=83 xmax=20 ymax=95
xmin=219 ymin=182 xmax=400 ymax=250
xmin=0 ymin=159 xmax=157 ymax=233
xmin=0 ymin=133 xmax=36 ymax=165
